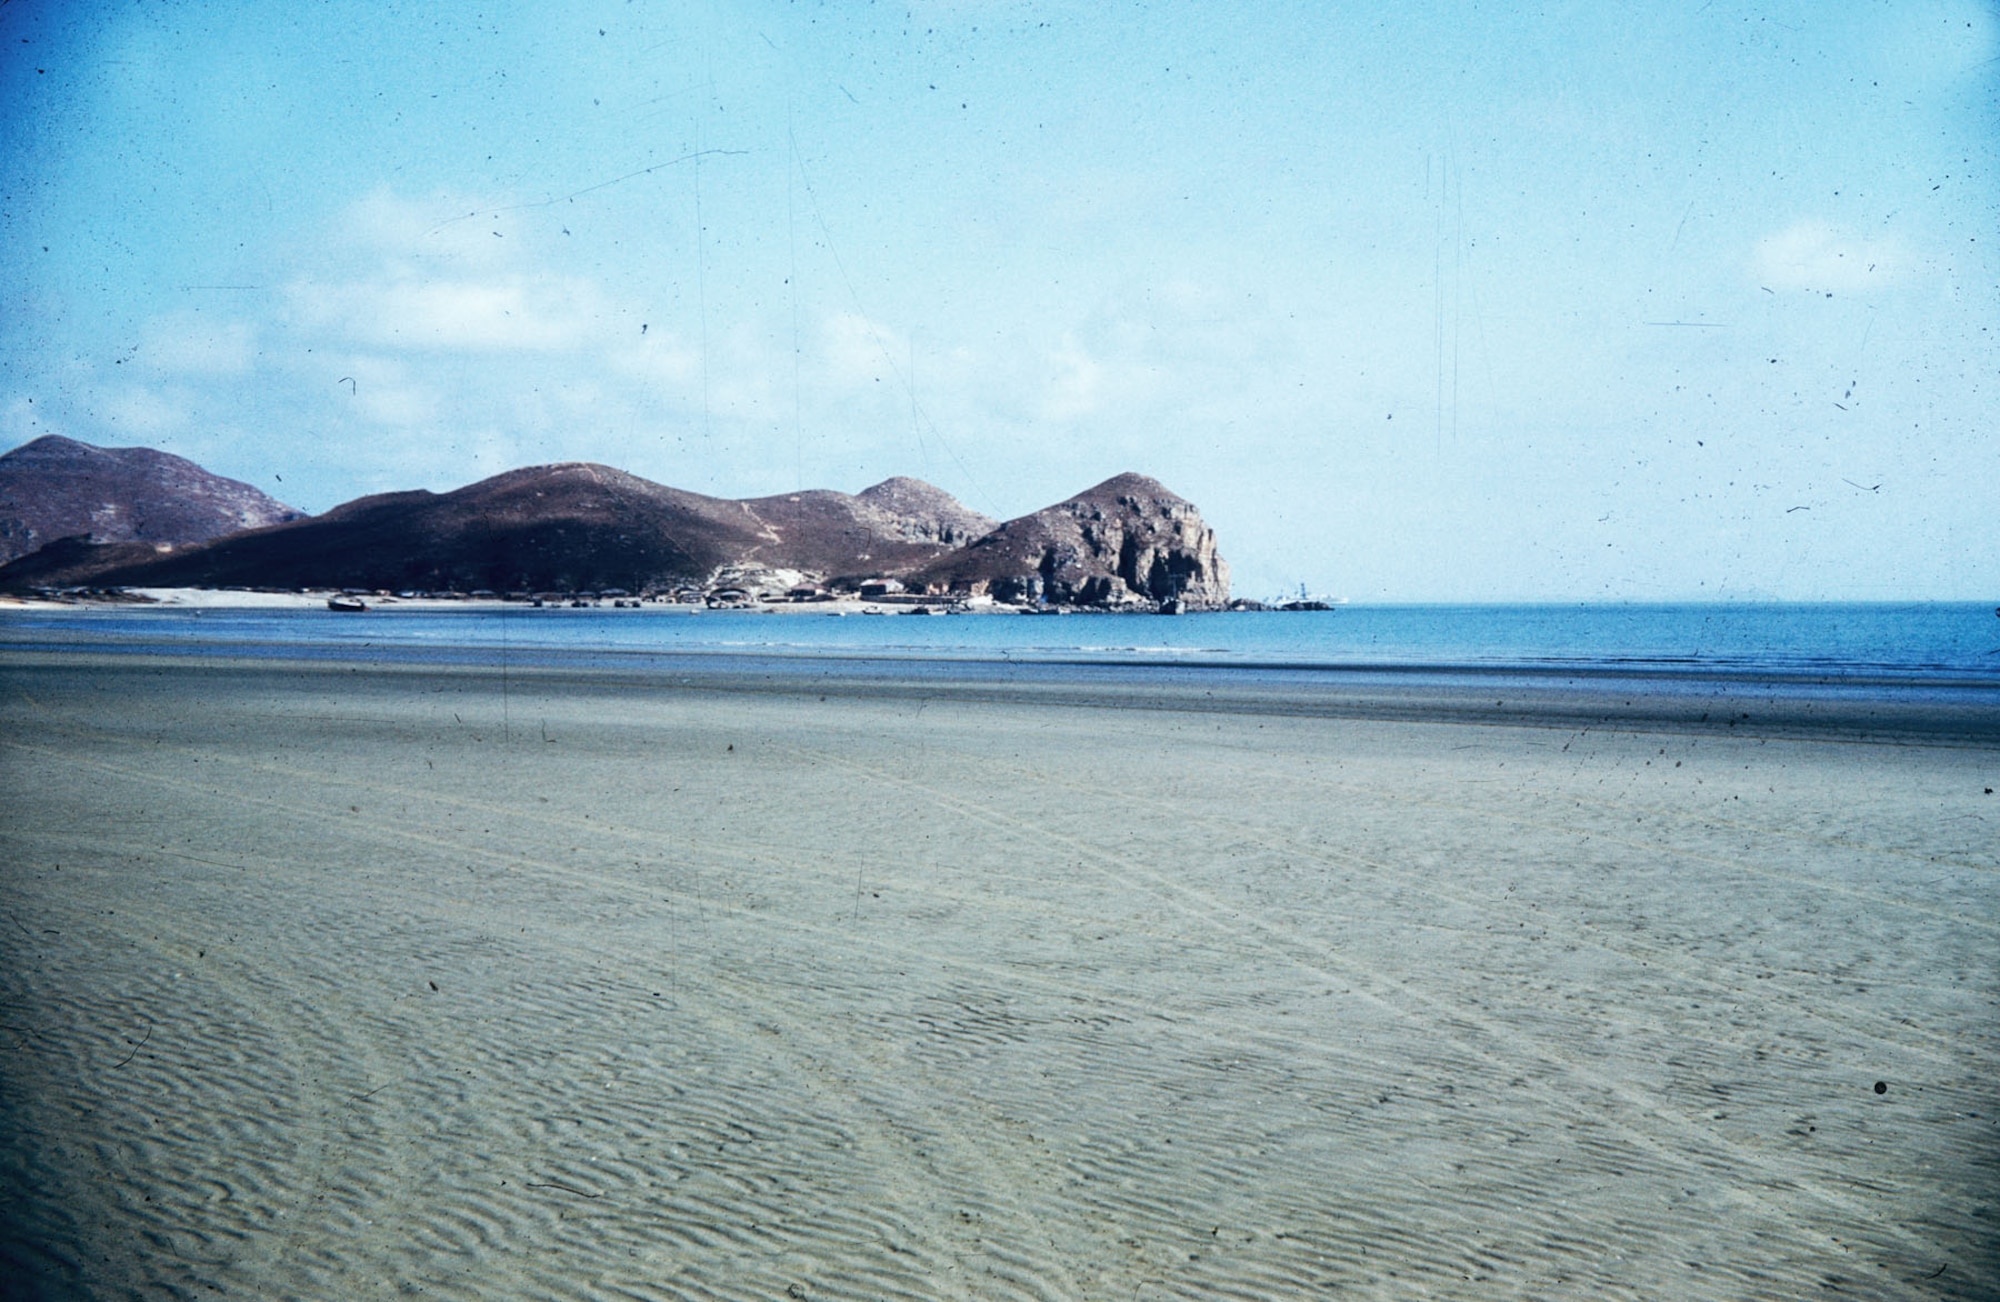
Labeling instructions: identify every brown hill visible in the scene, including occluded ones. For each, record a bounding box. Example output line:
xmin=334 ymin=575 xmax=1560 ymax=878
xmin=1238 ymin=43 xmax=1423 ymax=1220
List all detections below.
xmin=852 ymin=477 xmax=996 ymax=546
xmin=21 ymin=462 xmax=996 ymax=595
xmin=731 ymin=478 xmax=997 ymax=579
xmin=0 ymin=448 xmax=1231 ymax=608
xmin=0 ymin=435 xmax=299 ymax=564
xmin=908 ymin=472 xmax=1230 ymax=609
xmin=0 ymin=537 xmax=181 ymax=590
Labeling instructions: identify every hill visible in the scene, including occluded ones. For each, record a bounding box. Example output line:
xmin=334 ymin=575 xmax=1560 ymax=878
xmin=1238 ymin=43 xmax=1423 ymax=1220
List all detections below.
xmin=0 ymin=448 xmax=1230 ymax=609
xmin=907 ymin=472 xmax=1230 ymax=609
xmin=0 ymin=435 xmax=299 ymax=565
xmin=20 ymin=462 xmax=995 ymax=595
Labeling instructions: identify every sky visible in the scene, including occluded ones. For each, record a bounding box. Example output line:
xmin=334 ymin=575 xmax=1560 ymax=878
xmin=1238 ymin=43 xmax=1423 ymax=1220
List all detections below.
xmin=1 ymin=0 xmax=1995 ymax=601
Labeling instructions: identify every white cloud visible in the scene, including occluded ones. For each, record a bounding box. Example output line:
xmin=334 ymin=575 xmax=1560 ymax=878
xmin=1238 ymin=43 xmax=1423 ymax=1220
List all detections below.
xmin=1752 ymin=222 xmax=1905 ymax=293
xmin=341 ymin=187 xmax=518 ymax=271
xmin=1040 ymin=335 xmax=1108 ymax=420
xmin=329 ymin=355 xmax=442 ymax=427
xmin=100 ymin=385 xmax=190 ymax=435
xmin=286 ymin=188 xmax=621 ymax=353
xmin=291 ymin=275 xmax=609 ymax=352
xmin=609 ymin=332 xmax=703 ymax=390
xmin=820 ymin=311 xmax=905 ymax=388
xmin=704 ymin=322 xmax=784 ymax=417
xmin=141 ymin=315 xmax=258 ymax=376
xmin=1 ymin=395 xmax=60 ymax=443
xmin=463 ymin=426 xmax=531 ymax=480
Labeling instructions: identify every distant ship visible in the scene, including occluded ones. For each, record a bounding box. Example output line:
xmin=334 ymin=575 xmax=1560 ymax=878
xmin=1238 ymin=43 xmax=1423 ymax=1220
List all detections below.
xmin=326 ymin=594 xmax=368 ymax=612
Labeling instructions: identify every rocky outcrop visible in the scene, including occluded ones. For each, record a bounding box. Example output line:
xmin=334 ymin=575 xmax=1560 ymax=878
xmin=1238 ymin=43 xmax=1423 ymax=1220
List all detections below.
xmin=907 ymin=472 xmax=1229 ymax=609
xmin=728 ymin=479 xmax=997 ymax=579
xmin=0 ymin=435 xmax=299 ymax=564
xmin=852 ymin=477 xmax=996 ymax=547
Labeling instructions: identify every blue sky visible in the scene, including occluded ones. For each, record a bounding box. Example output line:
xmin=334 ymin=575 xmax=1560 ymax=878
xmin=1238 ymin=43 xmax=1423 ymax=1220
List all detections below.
xmin=2 ymin=0 xmax=1994 ymax=599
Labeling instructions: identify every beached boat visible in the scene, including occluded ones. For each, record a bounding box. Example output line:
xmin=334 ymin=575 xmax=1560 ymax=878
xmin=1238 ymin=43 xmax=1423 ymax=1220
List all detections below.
xmin=326 ymin=594 xmax=368 ymax=612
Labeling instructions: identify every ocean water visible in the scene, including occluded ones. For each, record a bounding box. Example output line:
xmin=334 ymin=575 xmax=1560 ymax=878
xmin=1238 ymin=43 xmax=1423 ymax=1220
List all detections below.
xmin=4 ymin=602 xmax=1997 ymax=685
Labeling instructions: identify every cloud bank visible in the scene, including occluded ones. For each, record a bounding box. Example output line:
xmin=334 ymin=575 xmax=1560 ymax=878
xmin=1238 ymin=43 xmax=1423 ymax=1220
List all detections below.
xmin=1752 ymin=222 xmax=1905 ymax=294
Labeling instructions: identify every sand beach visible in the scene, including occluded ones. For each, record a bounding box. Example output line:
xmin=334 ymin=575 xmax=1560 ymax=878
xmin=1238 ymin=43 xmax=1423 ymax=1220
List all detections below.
xmin=1 ymin=650 xmax=1995 ymax=1300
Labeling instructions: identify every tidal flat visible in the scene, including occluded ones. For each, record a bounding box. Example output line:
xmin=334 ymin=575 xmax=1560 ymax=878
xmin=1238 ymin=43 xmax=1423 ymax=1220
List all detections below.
xmin=1 ymin=654 xmax=1995 ymax=1300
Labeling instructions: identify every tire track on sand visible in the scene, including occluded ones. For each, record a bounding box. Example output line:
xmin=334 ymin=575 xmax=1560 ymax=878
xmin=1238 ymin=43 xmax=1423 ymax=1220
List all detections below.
xmin=784 ymin=740 xmax=1958 ymax=1285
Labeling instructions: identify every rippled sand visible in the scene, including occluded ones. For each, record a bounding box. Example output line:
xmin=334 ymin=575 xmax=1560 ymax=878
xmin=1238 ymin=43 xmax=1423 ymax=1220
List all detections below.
xmin=1 ymin=655 xmax=1995 ymax=1300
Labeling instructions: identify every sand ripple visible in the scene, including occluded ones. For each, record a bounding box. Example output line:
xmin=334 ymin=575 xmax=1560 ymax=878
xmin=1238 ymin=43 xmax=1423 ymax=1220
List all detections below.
xmin=2 ymin=660 xmax=1994 ymax=1299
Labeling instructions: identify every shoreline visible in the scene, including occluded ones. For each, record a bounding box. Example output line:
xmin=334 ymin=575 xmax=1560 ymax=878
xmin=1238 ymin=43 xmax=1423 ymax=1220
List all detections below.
xmin=4 ymin=587 xmax=1993 ymax=610
xmin=7 ymin=586 xmax=1270 ymax=615
xmin=5 ymin=586 xmax=1038 ymax=615
xmin=6 ymin=644 xmax=1998 ymax=744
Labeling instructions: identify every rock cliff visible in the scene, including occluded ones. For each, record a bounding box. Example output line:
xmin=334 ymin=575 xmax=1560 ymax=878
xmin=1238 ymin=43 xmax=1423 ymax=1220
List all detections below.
xmin=908 ymin=472 xmax=1229 ymax=609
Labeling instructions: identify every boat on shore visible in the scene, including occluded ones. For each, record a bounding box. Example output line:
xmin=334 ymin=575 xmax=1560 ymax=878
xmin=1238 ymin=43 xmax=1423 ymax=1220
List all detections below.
xmin=327 ymin=594 xmax=368 ymax=612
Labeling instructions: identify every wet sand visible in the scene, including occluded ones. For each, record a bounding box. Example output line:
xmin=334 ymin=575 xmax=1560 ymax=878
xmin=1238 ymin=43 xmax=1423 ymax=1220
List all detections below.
xmin=2 ymin=653 xmax=1995 ymax=1300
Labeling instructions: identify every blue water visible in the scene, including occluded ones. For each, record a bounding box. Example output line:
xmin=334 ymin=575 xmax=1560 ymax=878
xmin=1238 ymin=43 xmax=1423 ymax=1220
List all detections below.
xmin=5 ymin=602 xmax=1997 ymax=685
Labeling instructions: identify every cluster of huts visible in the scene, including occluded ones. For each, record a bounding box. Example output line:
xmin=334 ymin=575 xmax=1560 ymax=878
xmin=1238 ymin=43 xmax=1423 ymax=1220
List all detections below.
xmin=324 ymin=578 xmax=946 ymax=610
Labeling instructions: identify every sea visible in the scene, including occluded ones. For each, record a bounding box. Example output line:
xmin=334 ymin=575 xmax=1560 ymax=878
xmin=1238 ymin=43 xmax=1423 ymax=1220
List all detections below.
xmin=3 ymin=602 xmax=1996 ymax=696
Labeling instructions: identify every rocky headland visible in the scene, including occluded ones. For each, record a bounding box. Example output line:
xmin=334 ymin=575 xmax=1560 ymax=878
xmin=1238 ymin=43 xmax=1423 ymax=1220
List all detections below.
xmin=906 ymin=473 xmax=1228 ymax=609
xmin=0 ymin=442 xmax=1229 ymax=609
